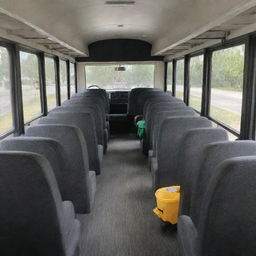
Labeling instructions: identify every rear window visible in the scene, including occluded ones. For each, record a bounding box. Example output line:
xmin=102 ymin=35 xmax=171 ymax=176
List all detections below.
xmin=85 ymin=64 xmax=155 ymax=90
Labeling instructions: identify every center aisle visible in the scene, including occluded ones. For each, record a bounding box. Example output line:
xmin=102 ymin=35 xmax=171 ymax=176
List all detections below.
xmin=78 ymin=134 xmax=177 ymax=256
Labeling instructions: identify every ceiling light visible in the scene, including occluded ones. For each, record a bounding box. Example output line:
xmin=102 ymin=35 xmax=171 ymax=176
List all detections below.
xmin=115 ymin=66 xmax=126 ymax=71
xmin=105 ymin=1 xmax=136 ymax=5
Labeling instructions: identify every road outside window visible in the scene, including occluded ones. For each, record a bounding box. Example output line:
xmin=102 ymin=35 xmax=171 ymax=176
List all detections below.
xmin=210 ymin=45 xmax=245 ymax=132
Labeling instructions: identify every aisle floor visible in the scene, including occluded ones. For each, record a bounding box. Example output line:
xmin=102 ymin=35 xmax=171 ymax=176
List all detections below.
xmin=78 ymin=134 xmax=177 ymax=256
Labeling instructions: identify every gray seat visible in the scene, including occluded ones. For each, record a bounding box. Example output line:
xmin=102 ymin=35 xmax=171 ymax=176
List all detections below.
xmin=0 ymin=137 xmax=76 ymax=205
xmin=65 ymin=97 xmax=107 ymax=128
xmin=83 ymin=88 xmax=109 ymax=113
xmin=40 ymin=111 xmax=102 ymax=175
xmin=127 ymin=88 xmax=160 ymax=116
xmin=143 ymin=104 xmax=192 ymax=155
xmin=176 ymin=128 xmax=228 ymax=216
xmin=52 ymin=105 xmax=107 ymax=153
xmin=26 ymin=124 xmax=96 ymax=214
xmin=148 ymin=110 xmax=197 ymax=167
xmin=69 ymin=95 xmax=106 ymax=116
xmin=143 ymin=96 xmax=183 ymax=117
xmin=178 ymin=156 xmax=256 ymax=256
xmin=144 ymin=100 xmax=185 ymax=124
xmin=190 ymin=140 xmax=256 ymax=226
xmin=0 ymin=151 xmax=80 ymax=256
xmin=152 ymin=116 xmax=211 ymax=190
xmin=62 ymin=101 xmax=108 ymax=153
xmin=135 ymin=90 xmax=167 ymax=115
xmin=149 ymin=109 xmax=197 ymax=157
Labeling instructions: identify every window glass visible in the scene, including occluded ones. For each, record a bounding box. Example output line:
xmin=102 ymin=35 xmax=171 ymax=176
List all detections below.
xmin=167 ymin=62 xmax=172 ymax=91
xmin=0 ymin=47 xmax=12 ymax=135
xmin=60 ymin=60 xmax=67 ymax=102
xmin=189 ymin=55 xmax=204 ymax=112
xmin=85 ymin=64 xmax=155 ymax=90
xmin=70 ymin=63 xmax=76 ymax=96
xmin=176 ymin=59 xmax=184 ymax=100
xmin=210 ymin=45 xmax=245 ymax=132
xmin=20 ymin=51 xmax=41 ymax=122
xmin=211 ymin=122 xmax=238 ymax=141
xmin=45 ymin=57 xmax=56 ymax=110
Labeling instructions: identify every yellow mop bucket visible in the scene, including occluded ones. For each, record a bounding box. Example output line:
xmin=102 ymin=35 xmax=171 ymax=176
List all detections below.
xmin=153 ymin=186 xmax=180 ymax=224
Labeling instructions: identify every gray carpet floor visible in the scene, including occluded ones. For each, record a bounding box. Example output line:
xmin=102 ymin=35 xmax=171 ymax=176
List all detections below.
xmin=78 ymin=134 xmax=177 ymax=256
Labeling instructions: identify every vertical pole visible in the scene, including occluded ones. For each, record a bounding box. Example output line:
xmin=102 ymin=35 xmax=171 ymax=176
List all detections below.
xmin=55 ymin=56 xmax=61 ymax=106
xmin=67 ymin=60 xmax=71 ymax=99
xmin=184 ymin=55 xmax=190 ymax=105
xmin=38 ymin=52 xmax=47 ymax=115
xmin=164 ymin=61 xmax=168 ymax=92
xmin=201 ymin=48 xmax=212 ymax=117
xmin=240 ymin=36 xmax=256 ymax=140
xmin=172 ymin=59 xmax=176 ymax=97
xmin=10 ymin=44 xmax=24 ymax=135
xmin=74 ymin=62 xmax=78 ymax=93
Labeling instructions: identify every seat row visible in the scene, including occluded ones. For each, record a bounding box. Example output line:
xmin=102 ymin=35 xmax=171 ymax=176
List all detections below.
xmin=140 ymin=89 xmax=256 ymax=256
xmin=0 ymin=88 xmax=109 ymax=256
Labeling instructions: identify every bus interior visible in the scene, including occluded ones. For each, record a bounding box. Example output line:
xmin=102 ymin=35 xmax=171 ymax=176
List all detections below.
xmin=1 ymin=1 xmax=256 ymax=255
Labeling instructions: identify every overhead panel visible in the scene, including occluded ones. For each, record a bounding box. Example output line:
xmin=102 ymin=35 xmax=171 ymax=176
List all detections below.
xmin=0 ymin=10 xmax=86 ymax=60
xmin=163 ymin=6 xmax=256 ymax=60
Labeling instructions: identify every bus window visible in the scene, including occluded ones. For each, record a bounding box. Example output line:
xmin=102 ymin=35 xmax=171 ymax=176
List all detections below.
xmin=70 ymin=63 xmax=76 ymax=96
xmin=189 ymin=54 xmax=204 ymax=112
xmin=210 ymin=44 xmax=245 ymax=132
xmin=0 ymin=47 xmax=12 ymax=135
xmin=85 ymin=64 xmax=154 ymax=90
xmin=176 ymin=59 xmax=184 ymax=100
xmin=20 ymin=51 xmax=42 ymax=122
xmin=167 ymin=62 xmax=172 ymax=92
xmin=45 ymin=57 xmax=57 ymax=110
xmin=211 ymin=122 xmax=238 ymax=141
xmin=60 ymin=60 xmax=68 ymax=102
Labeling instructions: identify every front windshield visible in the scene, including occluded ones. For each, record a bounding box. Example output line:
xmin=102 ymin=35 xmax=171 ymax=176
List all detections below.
xmin=85 ymin=64 xmax=155 ymax=90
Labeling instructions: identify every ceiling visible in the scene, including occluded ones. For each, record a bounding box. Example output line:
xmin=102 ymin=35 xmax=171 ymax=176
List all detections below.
xmin=0 ymin=0 xmax=255 ymax=59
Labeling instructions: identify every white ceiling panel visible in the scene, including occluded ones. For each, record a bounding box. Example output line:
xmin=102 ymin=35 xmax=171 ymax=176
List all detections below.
xmin=0 ymin=0 xmax=255 ymax=57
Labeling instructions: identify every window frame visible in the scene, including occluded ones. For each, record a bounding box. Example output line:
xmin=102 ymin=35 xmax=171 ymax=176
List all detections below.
xmin=69 ymin=62 xmax=76 ymax=96
xmin=44 ymin=56 xmax=58 ymax=111
xmin=0 ymin=42 xmax=19 ymax=139
xmin=19 ymin=48 xmax=44 ymax=126
xmin=175 ymin=57 xmax=185 ymax=101
xmin=59 ymin=58 xmax=69 ymax=103
xmin=0 ymin=38 xmax=76 ymax=140
xmin=187 ymin=52 xmax=205 ymax=113
xmin=166 ymin=61 xmax=173 ymax=92
xmin=84 ymin=62 xmax=156 ymax=90
xmin=207 ymin=42 xmax=246 ymax=137
xmin=170 ymin=36 xmax=248 ymax=139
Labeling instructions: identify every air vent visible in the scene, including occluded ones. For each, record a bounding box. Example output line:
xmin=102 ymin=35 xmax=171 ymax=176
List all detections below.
xmin=105 ymin=1 xmax=136 ymax=5
xmin=115 ymin=66 xmax=126 ymax=71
